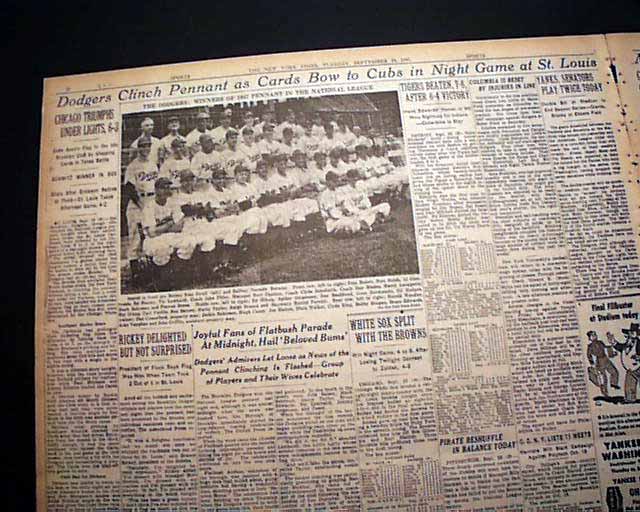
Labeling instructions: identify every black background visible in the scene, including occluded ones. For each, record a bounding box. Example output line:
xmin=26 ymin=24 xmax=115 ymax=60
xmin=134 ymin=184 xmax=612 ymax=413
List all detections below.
xmin=5 ymin=0 xmax=640 ymax=509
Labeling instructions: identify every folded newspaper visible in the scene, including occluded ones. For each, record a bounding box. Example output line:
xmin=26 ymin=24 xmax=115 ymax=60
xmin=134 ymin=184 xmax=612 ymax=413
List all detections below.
xmin=36 ymin=34 xmax=640 ymax=511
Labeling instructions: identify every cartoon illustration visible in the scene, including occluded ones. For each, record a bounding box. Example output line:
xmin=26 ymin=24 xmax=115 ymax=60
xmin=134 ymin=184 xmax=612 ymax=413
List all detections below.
xmin=608 ymin=323 xmax=640 ymax=403
xmin=587 ymin=330 xmax=620 ymax=397
xmin=587 ymin=322 xmax=640 ymax=404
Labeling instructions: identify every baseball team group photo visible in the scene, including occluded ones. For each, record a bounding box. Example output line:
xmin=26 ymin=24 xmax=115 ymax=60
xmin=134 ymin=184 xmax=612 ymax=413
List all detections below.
xmin=119 ymin=91 xmax=419 ymax=294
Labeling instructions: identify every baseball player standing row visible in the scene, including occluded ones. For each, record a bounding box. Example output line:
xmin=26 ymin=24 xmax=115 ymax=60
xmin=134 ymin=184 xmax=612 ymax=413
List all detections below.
xmin=123 ymin=106 xmax=407 ymax=284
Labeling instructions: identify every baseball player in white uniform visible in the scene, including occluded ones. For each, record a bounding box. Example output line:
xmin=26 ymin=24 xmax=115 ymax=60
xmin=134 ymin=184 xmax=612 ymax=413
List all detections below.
xmin=211 ymin=108 xmax=234 ymax=146
xmin=123 ymin=136 xmax=160 ymax=277
xmin=254 ymin=108 xmax=275 ymax=140
xmin=275 ymin=109 xmax=298 ymax=141
xmin=319 ymin=122 xmax=344 ymax=155
xmin=140 ymin=177 xmax=186 ymax=269
xmin=335 ymin=116 xmax=356 ymax=151
xmin=238 ymin=127 xmax=262 ymax=171
xmin=158 ymin=115 xmax=182 ymax=162
xmin=256 ymin=123 xmax=281 ymax=160
xmin=311 ymin=112 xmax=326 ymax=138
xmin=352 ymin=125 xmax=372 ymax=149
xmin=159 ymin=136 xmax=190 ymax=188
xmin=190 ymin=133 xmax=224 ymax=182
xmin=239 ymin=110 xmax=256 ymax=135
xmin=130 ymin=117 xmax=162 ymax=166
xmin=279 ymin=127 xmax=297 ymax=160
xmin=221 ymin=129 xmax=246 ymax=178
xmin=186 ymin=112 xmax=212 ymax=157
xmin=296 ymin=123 xmax=321 ymax=158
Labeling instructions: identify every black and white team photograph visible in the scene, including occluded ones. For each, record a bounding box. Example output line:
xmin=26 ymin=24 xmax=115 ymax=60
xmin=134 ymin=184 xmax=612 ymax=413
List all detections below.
xmin=120 ymin=91 xmax=419 ymax=294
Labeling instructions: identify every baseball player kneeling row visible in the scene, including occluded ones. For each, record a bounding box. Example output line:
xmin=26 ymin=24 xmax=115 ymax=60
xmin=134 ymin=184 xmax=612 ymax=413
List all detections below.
xmin=123 ymin=121 xmax=408 ymax=278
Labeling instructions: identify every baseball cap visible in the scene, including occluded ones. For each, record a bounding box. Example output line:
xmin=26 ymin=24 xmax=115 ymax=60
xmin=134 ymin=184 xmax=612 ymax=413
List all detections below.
xmin=155 ymin=177 xmax=173 ymax=190
xmin=233 ymin=164 xmax=249 ymax=175
xmin=179 ymin=169 xmax=195 ymax=181
xmin=325 ymin=171 xmax=339 ymax=182
xmin=137 ymin=136 xmax=152 ymax=148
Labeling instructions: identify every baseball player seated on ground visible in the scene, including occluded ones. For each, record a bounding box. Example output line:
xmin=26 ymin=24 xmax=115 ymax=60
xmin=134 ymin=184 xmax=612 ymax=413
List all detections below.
xmin=342 ymin=168 xmax=391 ymax=229
xmin=318 ymin=168 xmax=391 ymax=235
xmin=126 ymin=107 xmax=410 ymax=277
xmin=142 ymin=178 xmax=185 ymax=237
xmin=139 ymin=177 xmax=186 ymax=268
xmin=318 ymin=171 xmax=360 ymax=234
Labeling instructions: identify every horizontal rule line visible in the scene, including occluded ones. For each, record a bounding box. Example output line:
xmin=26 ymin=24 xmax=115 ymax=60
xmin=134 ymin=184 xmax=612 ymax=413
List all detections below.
xmin=53 ymin=52 xmax=596 ymax=95
xmin=579 ymin=292 xmax=640 ymax=302
xmin=237 ymin=318 xmax=304 ymax=324
xmin=245 ymin=382 xmax=303 ymax=388
xmin=348 ymin=307 xmax=423 ymax=316
xmin=113 ymin=67 xmax=613 ymax=104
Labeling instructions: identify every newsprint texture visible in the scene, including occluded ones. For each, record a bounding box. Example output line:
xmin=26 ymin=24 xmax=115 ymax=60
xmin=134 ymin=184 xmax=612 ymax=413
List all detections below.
xmin=37 ymin=34 xmax=640 ymax=511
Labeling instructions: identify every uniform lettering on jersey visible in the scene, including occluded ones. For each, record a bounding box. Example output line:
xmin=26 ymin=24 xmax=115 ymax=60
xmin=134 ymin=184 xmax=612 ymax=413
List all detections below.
xmin=137 ymin=169 xmax=159 ymax=182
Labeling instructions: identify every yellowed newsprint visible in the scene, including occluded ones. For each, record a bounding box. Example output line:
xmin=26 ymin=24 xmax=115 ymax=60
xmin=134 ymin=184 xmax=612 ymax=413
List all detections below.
xmin=36 ymin=34 xmax=640 ymax=511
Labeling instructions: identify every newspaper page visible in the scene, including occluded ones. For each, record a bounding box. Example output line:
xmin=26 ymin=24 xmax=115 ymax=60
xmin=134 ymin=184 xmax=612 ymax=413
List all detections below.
xmin=36 ymin=34 xmax=640 ymax=511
